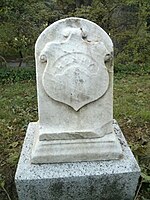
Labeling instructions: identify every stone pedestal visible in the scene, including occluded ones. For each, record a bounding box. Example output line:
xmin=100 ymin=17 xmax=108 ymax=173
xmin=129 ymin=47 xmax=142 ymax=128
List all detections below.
xmin=15 ymin=120 xmax=140 ymax=200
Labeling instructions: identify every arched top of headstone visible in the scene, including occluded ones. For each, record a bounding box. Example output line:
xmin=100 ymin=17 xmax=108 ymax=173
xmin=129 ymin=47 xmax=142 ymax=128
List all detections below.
xmin=35 ymin=17 xmax=113 ymax=57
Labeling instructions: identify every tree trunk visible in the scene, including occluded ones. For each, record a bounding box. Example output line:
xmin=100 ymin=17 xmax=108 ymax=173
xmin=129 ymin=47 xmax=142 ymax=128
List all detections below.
xmin=76 ymin=0 xmax=92 ymax=8
xmin=84 ymin=0 xmax=92 ymax=6
xmin=18 ymin=50 xmax=23 ymax=67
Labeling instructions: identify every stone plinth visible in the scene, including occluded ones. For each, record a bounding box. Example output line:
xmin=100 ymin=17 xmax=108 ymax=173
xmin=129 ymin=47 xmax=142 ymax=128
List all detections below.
xmin=15 ymin=120 xmax=140 ymax=200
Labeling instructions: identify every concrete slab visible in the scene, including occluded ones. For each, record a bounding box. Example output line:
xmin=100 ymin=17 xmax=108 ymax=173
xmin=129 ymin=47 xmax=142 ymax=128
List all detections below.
xmin=15 ymin=120 xmax=140 ymax=200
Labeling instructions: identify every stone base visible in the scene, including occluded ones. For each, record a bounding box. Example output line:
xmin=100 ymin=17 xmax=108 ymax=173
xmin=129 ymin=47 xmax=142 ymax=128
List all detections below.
xmin=31 ymin=122 xmax=122 ymax=164
xmin=15 ymin=120 xmax=140 ymax=200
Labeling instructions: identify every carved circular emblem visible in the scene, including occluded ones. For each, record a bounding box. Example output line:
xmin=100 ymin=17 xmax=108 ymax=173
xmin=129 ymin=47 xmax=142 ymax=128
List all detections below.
xmin=42 ymin=53 xmax=109 ymax=111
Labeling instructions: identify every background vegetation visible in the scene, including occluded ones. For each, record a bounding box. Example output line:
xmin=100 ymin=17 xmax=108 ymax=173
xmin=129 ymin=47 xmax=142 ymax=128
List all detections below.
xmin=0 ymin=0 xmax=150 ymax=199
xmin=1 ymin=0 xmax=150 ymax=67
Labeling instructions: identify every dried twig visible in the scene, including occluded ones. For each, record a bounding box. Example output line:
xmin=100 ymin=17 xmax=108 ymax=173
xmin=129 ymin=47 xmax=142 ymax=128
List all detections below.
xmin=134 ymin=179 xmax=142 ymax=200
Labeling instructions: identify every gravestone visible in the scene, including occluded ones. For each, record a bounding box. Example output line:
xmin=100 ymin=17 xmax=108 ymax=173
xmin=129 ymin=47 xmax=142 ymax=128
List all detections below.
xmin=31 ymin=16 xmax=122 ymax=163
xmin=15 ymin=17 xmax=140 ymax=200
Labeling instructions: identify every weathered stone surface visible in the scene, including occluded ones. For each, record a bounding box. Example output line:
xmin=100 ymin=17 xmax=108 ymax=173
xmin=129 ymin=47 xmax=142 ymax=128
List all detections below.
xmin=36 ymin=17 xmax=113 ymax=139
xmin=15 ymin=121 xmax=140 ymax=200
xmin=31 ymin=122 xmax=122 ymax=163
xmin=31 ymin=17 xmax=122 ymax=163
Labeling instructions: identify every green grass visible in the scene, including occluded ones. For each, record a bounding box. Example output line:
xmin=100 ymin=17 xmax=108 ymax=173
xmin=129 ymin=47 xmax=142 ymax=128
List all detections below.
xmin=0 ymin=80 xmax=38 ymax=200
xmin=0 ymin=67 xmax=150 ymax=200
xmin=114 ymin=74 xmax=150 ymax=200
xmin=114 ymin=74 xmax=150 ymax=132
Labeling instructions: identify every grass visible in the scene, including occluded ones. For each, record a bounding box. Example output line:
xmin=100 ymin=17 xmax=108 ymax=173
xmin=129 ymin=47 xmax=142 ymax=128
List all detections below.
xmin=0 ymin=67 xmax=150 ymax=200
xmin=114 ymin=74 xmax=150 ymax=140
xmin=114 ymin=73 xmax=150 ymax=200
xmin=0 ymin=78 xmax=38 ymax=200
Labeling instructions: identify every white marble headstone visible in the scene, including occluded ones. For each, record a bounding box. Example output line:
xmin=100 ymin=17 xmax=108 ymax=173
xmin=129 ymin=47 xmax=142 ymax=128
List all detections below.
xmin=31 ymin=17 xmax=122 ymax=163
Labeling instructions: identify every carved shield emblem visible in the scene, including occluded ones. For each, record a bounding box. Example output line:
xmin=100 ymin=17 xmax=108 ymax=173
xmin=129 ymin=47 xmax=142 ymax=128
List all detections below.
xmin=42 ymin=52 xmax=109 ymax=111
